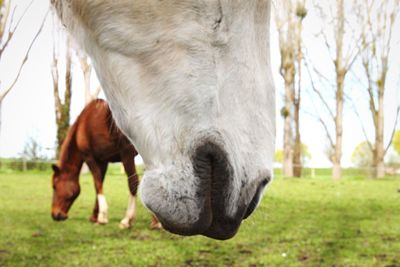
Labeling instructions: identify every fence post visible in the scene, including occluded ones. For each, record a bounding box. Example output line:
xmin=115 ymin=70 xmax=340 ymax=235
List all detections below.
xmin=311 ymin=168 xmax=315 ymax=178
xmin=23 ymin=159 xmax=27 ymax=172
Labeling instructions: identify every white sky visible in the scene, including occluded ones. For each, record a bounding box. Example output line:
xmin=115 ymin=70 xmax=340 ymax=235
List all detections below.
xmin=0 ymin=1 xmax=399 ymax=167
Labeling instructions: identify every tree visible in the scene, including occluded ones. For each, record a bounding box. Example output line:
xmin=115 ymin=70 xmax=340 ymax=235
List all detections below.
xmin=275 ymin=0 xmax=307 ymax=177
xmin=275 ymin=144 xmax=312 ymax=165
xmin=275 ymin=1 xmax=295 ymax=177
xmin=292 ymin=1 xmax=307 ymax=177
xmin=356 ymin=0 xmax=400 ymax=178
xmin=0 ymin=1 xmax=46 ymax=135
xmin=76 ymin=52 xmax=101 ymax=105
xmin=351 ymin=141 xmax=373 ymax=169
xmin=274 ymin=149 xmax=284 ymax=164
xmin=309 ymin=0 xmax=361 ymax=179
xmin=52 ymin=15 xmax=72 ymax=157
xmin=20 ymin=136 xmax=45 ymax=161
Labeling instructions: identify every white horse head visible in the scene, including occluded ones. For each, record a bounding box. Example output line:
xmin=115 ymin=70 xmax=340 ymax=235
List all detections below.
xmin=51 ymin=0 xmax=275 ymax=240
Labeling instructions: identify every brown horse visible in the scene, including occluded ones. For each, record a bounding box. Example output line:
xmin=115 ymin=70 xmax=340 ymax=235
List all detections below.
xmin=51 ymin=99 xmax=160 ymax=229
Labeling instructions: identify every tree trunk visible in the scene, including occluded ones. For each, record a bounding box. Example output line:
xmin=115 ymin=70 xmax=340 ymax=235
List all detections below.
xmin=293 ymin=13 xmax=304 ymax=178
xmin=53 ymin=39 xmax=73 ymax=157
xmin=333 ymin=74 xmax=344 ymax=180
xmin=283 ymin=117 xmax=293 ymax=177
xmin=373 ymin=86 xmax=385 ymax=178
xmin=332 ymin=161 xmax=341 ymax=179
xmin=0 ymin=100 xmax=2 ymax=137
xmin=56 ymin=108 xmax=70 ymax=157
xmin=79 ymin=56 xmax=95 ymax=105
xmin=293 ymin=101 xmax=302 ymax=177
xmin=375 ymin=159 xmax=385 ymax=178
xmin=83 ymin=64 xmax=92 ymax=105
xmin=332 ymin=0 xmax=345 ymax=180
xmin=283 ymin=82 xmax=293 ymax=177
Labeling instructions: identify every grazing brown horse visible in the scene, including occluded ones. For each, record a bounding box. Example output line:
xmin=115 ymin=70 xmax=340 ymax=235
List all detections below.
xmin=51 ymin=99 xmax=160 ymax=229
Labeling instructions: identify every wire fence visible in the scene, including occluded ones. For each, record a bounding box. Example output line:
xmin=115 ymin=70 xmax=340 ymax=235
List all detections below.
xmin=0 ymin=159 xmax=54 ymax=172
xmin=274 ymin=163 xmax=400 ymax=178
xmin=0 ymin=159 xmax=399 ymax=178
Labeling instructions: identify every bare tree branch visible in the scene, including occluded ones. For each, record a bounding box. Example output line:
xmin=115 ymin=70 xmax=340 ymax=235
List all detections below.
xmin=0 ymin=1 xmax=12 ymax=40
xmin=347 ymin=95 xmax=373 ymax=151
xmin=93 ymin=85 xmax=101 ymax=98
xmin=313 ymin=1 xmax=335 ymax=62
xmin=304 ymin=46 xmax=336 ymax=87
xmin=51 ymin=13 xmax=62 ymax=119
xmin=319 ymin=118 xmax=335 ymax=149
xmin=10 ymin=0 xmax=34 ymax=33
xmin=304 ymin=57 xmax=335 ymax=120
xmin=303 ymin=81 xmax=335 ymax=149
xmin=0 ymin=0 xmax=34 ymax=58
xmin=384 ymin=105 xmax=400 ymax=155
xmin=0 ymin=9 xmax=47 ymax=101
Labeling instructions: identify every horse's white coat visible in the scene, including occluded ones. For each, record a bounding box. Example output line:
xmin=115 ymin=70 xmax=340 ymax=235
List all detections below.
xmin=97 ymin=194 xmax=108 ymax=224
xmin=52 ymin=0 xmax=275 ymax=239
xmin=119 ymin=195 xmax=136 ymax=229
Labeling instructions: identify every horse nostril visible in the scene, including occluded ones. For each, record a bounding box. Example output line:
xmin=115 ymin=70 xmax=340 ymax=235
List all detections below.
xmin=243 ymin=178 xmax=269 ymax=219
xmin=192 ymin=140 xmax=232 ymax=188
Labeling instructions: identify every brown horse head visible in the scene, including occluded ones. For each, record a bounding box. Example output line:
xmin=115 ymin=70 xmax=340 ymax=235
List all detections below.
xmin=51 ymin=164 xmax=81 ymax=221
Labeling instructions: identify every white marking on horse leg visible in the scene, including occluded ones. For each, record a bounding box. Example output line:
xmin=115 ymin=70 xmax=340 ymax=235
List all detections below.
xmin=119 ymin=195 xmax=136 ymax=229
xmin=97 ymin=194 xmax=108 ymax=224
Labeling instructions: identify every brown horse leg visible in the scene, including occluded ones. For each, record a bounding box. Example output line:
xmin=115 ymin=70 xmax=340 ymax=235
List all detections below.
xmin=89 ymin=199 xmax=99 ymax=223
xmin=86 ymin=159 xmax=108 ymax=224
xmin=119 ymin=153 xmax=139 ymax=229
xmin=150 ymin=214 xmax=162 ymax=230
xmin=118 ymin=153 xmax=162 ymax=230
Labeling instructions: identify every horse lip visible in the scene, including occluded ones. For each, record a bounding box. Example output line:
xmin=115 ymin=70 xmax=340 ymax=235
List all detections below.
xmin=156 ymin=206 xmax=212 ymax=236
xmin=202 ymin=217 xmax=242 ymax=240
xmin=202 ymin=176 xmax=270 ymax=239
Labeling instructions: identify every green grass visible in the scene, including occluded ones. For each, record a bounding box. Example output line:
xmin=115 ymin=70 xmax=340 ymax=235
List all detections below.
xmin=0 ymin=168 xmax=400 ymax=267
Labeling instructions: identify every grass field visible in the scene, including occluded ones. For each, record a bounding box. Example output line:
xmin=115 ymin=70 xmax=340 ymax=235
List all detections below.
xmin=0 ymin=166 xmax=399 ymax=267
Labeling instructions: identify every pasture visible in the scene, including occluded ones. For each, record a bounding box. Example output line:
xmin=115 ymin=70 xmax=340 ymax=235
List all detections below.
xmin=0 ymin=166 xmax=399 ymax=267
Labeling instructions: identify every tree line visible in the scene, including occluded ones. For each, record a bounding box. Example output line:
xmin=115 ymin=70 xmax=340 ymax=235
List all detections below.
xmin=274 ymin=0 xmax=400 ymax=179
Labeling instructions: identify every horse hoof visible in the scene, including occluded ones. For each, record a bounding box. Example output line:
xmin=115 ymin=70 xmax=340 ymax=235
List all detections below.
xmin=119 ymin=222 xmax=131 ymax=229
xmin=96 ymin=220 xmax=108 ymax=225
xmin=97 ymin=214 xmax=108 ymax=224
xmin=119 ymin=217 xmax=134 ymax=229
xmin=89 ymin=216 xmax=98 ymax=223
xmin=150 ymin=222 xmax=162 ymax=230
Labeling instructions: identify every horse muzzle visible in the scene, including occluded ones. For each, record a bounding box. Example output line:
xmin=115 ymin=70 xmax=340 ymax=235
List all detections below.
xmin=51 ymin=212 xmax=68 ymax=221
xmin=140 ymin=138 xmax=270 ymax=240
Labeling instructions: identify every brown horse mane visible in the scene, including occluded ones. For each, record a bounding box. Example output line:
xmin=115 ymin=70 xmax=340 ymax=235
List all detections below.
xmin=57 ymin=99 xmax=130 ymax=170
xmin=57 ymin=99 xmax=113 ymax=167
xmin=57 ymin=118 xmax=80 ymax=169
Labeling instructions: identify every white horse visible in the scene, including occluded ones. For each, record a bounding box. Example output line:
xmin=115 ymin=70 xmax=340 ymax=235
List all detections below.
xmin=51 ymin=0 xmax=275 ymax=240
